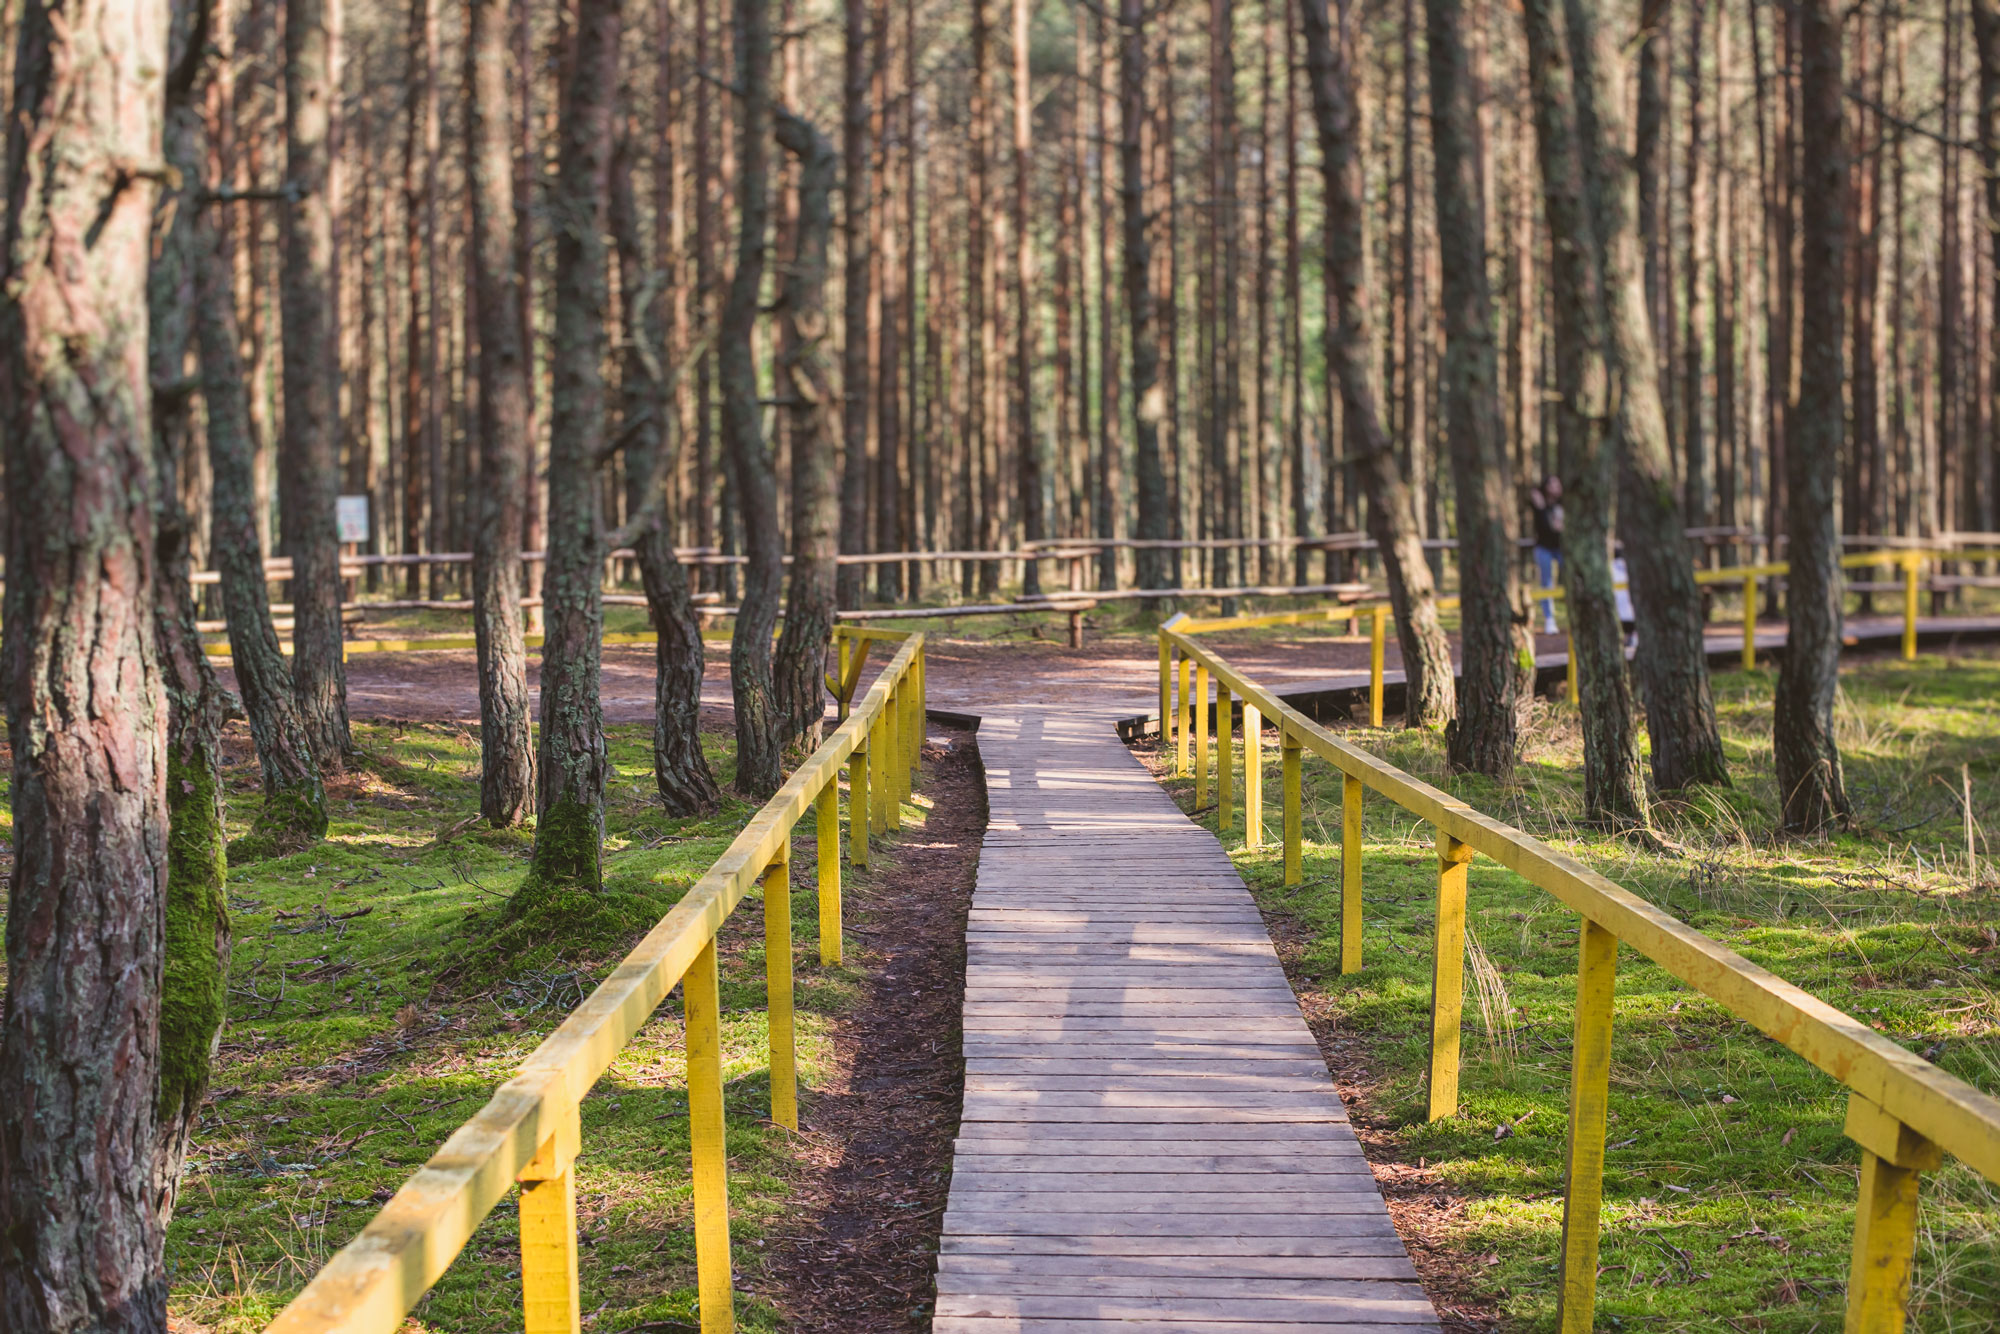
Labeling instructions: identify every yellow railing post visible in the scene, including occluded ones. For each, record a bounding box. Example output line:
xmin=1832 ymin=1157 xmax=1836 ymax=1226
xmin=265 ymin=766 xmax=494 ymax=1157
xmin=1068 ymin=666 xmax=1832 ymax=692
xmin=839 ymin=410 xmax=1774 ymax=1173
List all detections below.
xmin=764 ymin=840 xmax=797 ymax=1130
xmin=1555 ymin=918 xmax=1618 ymax=1334
xmin=686 ymin=939 xmax=735 ymax=1332
xmin=883 ymin=687 xmax=903 ymax=832
xmin=1743 ymin=573 xmax=1758 ymax=671
xmin=1157 ymin=632 xmax=1171 ymax=745
xmin=1244 ymin=703 xmax=1264 ymax=849
xmin=1176 ymin=653 xmax=1192 ymax=776
xmin=1843 ymin=1094 xmax=1941 ymax=1334
xmin=1902 ymin=554 xmax=1920 ymax=662
xmin=816 ymin=782 xmax=841 ymax=965
xmin=1217 ymin=682 xmax=1235 ymax=830
xmin=835 ymin=635 xmax=852 ymax=722
xmin=1282 ymin=727 xmax=1302 ymax=886
xmin=1369 ymin=607 xmax=1386 ymax=727
xmin=871 ymin=711 xmax=891 ymax=834
xmin=849 ymin=727 xmax=870 ymax=868
xmin=1194 ymin=664 xmax=1210 ymax=811
xmin=1340 ymin=773 xmax=1363 ymax=974
xmin=518 ymin=1100 xmax=583 ymax=1334
xmin=1429 ymin=831 xmax=1473 ymax=1121
xmin=1565 ymin=634 xmax=1577 ymax=703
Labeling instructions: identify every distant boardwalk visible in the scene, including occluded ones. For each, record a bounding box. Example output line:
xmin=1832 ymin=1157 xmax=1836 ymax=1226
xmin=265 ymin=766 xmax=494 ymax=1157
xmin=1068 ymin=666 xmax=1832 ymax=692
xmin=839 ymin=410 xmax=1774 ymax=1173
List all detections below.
xmin=935 ymin=707 xmax=1439 ymax=1332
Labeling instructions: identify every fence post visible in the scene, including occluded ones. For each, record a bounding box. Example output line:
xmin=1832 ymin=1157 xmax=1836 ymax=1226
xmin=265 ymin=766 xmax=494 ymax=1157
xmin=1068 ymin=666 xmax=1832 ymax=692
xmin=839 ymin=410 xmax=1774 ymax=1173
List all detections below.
xmin=1158 ymin=632 xmax=1171 ymax=744
xmin=1428 ymin=830 xmax=1473 ymax=1121
xmin=1565 ymin=634 xmax=1577 ymax=703
xmin=849 ymin=728 xmax=870 ymax=868
xmin=518 ymin=1098 xmax=583 ymax=1334
xmin=1194 ymin=664 xmax=1210 ymax=811
xmin=816 ymin=783 xmax=841 ymax=965
xmin=685 ymin=938 xmax=736 ymax=1332
xmin=1282 ymin=727 xmax=1302 ymax=886
xmin=1902 ymin=555 xmax=1920 ymax=662
xmin=1555 ymin=918 xmax=1618 ymax=1333
xmin=1843 ymin=1093 xmax=1941 ymax=1334
xmin=835 ymin=634 xmax=852 ymax=722
xmin=1244 ymin=703 xmax=1264 ymax=849
xmin=1742 ymin=574 xmax=1758 ymax=671
xmin=883 ymin=686 xmax=903 ymax=831
xmin=1217 ymin=682 xmax=1235 ymax=830
xmin=1177 ymin=653 xmax=1192 ymax=776
xmin=1369 ymin=607 xmax=1386 ymax=727
xmin=1341 ymin=774 xmax=1363 ymax=973
xmin=764 ymin=840 xmax=797 ymax=1130
xmin=872 ymin=710 xmax=892 ymax=833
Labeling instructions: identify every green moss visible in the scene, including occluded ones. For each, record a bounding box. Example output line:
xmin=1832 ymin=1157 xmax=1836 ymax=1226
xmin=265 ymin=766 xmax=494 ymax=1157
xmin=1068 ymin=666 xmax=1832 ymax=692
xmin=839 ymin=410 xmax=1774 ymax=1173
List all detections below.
xmin=161 ymin=746 xmax=230 ymax=1125
xmin=524 ymin=795 xmax=604 ymax=892
xmin=227 ymin=778 xmax=328 ymax=865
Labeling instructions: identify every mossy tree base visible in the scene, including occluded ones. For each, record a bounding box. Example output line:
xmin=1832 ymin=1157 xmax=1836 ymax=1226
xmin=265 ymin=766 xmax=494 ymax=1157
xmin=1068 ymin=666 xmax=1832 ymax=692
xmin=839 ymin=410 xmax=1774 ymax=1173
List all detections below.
xmin=226 ymin=780 xmax=330 ymax=866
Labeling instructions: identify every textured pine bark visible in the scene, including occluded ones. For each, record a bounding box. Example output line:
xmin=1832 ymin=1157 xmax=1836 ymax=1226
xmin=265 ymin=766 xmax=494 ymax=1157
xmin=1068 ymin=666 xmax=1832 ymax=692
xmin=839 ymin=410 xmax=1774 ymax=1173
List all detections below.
xmin=837 ymin=0 xmax=872 ymax=611
xmin=467 ymin=0 xmax=535 ymax=828
xmin=279 ymin=0 xmax=351 ymax=768
xmin=529 ymin=0 xmax=622 ymax=889
xmin=1428 ymin=0 xmax=1521 ymax=779
xmin=773 ymin=107 xmax=843 ymax=745
xmin=1 ymin=0 xmax=173 ymax=1320
xmin=1774 ymin=0 xmax=1851 ymax=833
xmin=1120 ymin=0 xmax=1171 ymax=590
xmin=1566 ymin=0 xmax=1730 ymax=794
xmin=151 ymin=17 xmax=234 ymax=1217
xmin=1299 ymin=0 xmax=1456 ymax=729
xmin=722 ymin=0 xmax=786 ymax=799
xmin=1520 ymin=0 xmax=1645 ymax=824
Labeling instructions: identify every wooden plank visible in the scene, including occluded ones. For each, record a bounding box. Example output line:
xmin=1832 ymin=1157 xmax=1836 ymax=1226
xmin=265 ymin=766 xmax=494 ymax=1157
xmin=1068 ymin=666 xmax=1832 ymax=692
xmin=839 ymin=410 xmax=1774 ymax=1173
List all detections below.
xmin=937 ymin=1254 xmax=1418 ymax=1281
xmin=932 ymin=1294 xmax=1438 ymax=1323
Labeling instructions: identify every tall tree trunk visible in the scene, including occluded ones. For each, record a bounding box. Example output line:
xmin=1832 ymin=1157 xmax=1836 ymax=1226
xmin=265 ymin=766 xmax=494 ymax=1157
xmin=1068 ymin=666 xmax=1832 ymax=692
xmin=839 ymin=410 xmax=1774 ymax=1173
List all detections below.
xmin=1635 ymin=0 xmax=1669 ymax=420
xmin=1429 ymin=0 xmax=1521 ymax=778
xmin=1286 ymin=0 xmax=1318 ymax=586
xmin=467 ymin=0 xmax=535 ymax=827
xmin=1774 ymin=0 xmax=1850 ymax=832
xmin=1520 ymin=0 xmax=1645 ymax=824
xmin=1015 ymin=0 xmax=1044 ymax=594
xmin=1212 ymin=0 xmax=1242 ymax=596
xmin=1681 ymin=0 xmax=1707 ymax=527
xmin=723 ymin=0 xmax=785 ymax=797
xmin=1300 ymin=0 xmax=1455 ymax=727
xmin=1975 ymin=0 xmax=2000 ymax=548
xmin=773 ymin=106 xmax=842 ymax=743
xmin=1568 ymin=0 xmax=1730 ymax=792
xmin=875 ymin=0 xmax=905 ymax=601
xmin=0 ymin=0 xmax=173 ymax=1317
xmin=528 ymin=0 xmax=622 ymax=888
xmin=1122 ymin=0 xmax=1171 ymax=588
xmin=151 ymin=9 xmax=232 ymax=1218
xmin=969 ymin=0 xmax=996 ymax=592
xmin=1093 ymin=6 xmax=1121 ymax=592
xmin=281 ymin=0 xmax=351 ymax=766
xmin=400 ymin=0 xmax=427 ymax=597
xmin=837 ymin=0 xmax=871 ymax=608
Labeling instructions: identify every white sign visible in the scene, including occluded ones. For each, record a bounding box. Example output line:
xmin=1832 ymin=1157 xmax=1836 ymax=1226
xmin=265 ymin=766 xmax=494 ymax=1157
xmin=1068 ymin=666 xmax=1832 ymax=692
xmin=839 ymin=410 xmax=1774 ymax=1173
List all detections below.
xmin=337 ymin=495 xmax=371 ymax=545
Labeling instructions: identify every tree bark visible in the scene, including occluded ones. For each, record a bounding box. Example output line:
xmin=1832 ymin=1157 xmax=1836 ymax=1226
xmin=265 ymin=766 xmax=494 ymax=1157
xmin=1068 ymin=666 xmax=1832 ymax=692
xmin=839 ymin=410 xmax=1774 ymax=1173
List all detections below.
xmin=1774 ymin=0 xmax=1850 ymax=833
xmin=1299 ymin=0 xmax=1455 ymax=728
xmin=0 ymin=0 xmax=173 ymax=1317
xmin=1015 ymin=0 xmax=1044 ymax=594
xmin=1973 ymin=0 xmax=2000 ymax=558
xmin=723 ymin=0 xmax=785 ymax=797
xmin=837 ymin=0 xmax=871 ymax=609
xmin=528 ymin=0 xmax=622 ymax=888
xmin=773 ymin=106 xmax=843 ymax=745
xmin=1121 ymin=0 xmax=1171 ymax=589
xmin=1428 ymin=0 xmax=1521 ymax=778
xmin=1520 ymin=0 xmax=1645 ymax=824
xmin=467 ymin=0 xmax=535 ymax=828
xmin=280 ymin=0 xmax=351 ymax=767
xmin=1567 ymin=0 xmax=1730 ymax=792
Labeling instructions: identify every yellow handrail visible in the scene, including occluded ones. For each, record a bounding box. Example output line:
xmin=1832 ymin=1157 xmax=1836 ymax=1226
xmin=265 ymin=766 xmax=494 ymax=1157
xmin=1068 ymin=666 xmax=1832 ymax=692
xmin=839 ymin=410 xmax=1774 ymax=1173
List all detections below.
xmin=265 ymin=633 xmax=927 ymax=1334
xmin=1157 ymin=626 xmax=2000 ymax=1334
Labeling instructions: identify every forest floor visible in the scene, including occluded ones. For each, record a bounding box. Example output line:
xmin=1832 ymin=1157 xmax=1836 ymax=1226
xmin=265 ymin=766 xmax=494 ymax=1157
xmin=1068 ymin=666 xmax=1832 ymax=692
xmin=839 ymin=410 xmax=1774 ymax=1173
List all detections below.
xmin=1141 ymin=646 xmax=2000 ymax=1333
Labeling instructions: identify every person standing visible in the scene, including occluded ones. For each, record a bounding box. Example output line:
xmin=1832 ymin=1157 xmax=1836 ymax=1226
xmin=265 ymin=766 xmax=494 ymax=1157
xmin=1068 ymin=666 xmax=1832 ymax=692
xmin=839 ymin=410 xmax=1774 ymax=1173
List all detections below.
xmin=1529 ymin=476 xmax=1564 ymax=633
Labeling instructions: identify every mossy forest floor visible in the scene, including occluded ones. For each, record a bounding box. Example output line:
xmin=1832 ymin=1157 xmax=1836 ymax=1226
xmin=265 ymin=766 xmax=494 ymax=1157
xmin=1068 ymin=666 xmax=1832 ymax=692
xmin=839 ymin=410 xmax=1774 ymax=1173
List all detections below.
xmin=0 ymin=714 xmax=978 ymax=1333
xmin=1143 ymin=646 xmax=2000 ymax=1332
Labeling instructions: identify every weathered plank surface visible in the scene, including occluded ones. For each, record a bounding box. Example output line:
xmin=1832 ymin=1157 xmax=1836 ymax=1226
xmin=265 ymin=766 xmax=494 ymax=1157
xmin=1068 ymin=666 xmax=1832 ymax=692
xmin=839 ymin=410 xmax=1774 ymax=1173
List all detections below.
xmin=936 ymin=708 xmax=1437 ymax=1333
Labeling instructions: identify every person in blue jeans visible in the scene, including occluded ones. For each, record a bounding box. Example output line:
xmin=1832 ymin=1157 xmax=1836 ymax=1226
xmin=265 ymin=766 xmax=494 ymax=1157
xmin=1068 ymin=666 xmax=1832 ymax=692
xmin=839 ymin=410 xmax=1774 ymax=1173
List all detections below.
xmin=1529 ymin=476 xmax=1563 ymax=634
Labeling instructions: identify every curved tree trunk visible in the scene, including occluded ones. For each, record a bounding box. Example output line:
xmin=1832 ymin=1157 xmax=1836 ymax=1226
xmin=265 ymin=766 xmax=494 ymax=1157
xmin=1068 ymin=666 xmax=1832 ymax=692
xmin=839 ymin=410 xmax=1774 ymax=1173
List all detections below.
xmin=1566 ymin=0 xmax=1729 ymax=793
xmin=1520 ymin=0 xmax=1646 ymax=824
xmin=1299 ymin=0 xmax=1455 ymax=729
xmin=773 ymin=106 xmax=843 ymax=746
xmin=0 ymin=0 xmax=173 ymax=1318
xmin=723 ymin=0 xmax=786 ymax=798
xmin=280 ymin=0 xmax=351 ymax=768
xmin=466 ymin=0 xmax=536 ymax=827
xmin=1774 ymin=0 xmax=1850 ymax=832
xmin=1428 ymin=0 xmax=1522 ymax=778
xmin=152 ymin=13 xmax=234 ymax=1219
xmin=529 ymin=0 xmax=623 ymax=889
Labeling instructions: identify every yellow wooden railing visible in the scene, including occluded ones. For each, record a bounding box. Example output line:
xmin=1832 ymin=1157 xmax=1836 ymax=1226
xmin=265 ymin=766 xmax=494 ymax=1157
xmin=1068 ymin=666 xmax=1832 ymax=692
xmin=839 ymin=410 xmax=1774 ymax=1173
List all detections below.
xmin=1156 ymin=623 xmax=2000 ymax=1334
xmin=265 ymin=626 xmax=925 ymax=1334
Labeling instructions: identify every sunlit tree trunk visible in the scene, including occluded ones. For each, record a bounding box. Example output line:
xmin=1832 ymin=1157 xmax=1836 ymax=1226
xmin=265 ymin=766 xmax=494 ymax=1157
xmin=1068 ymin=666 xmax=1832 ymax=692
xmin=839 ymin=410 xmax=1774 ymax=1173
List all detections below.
xmin=1015 ymin=0 xmax=1044 ymax=595
xmin=838 ymin=0 xmax=871 ymax=608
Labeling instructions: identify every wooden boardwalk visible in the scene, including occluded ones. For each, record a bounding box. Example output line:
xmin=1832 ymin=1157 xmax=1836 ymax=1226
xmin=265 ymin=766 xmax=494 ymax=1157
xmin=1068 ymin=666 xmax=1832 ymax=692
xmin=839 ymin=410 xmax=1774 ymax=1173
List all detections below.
xmin=935 ymin=707 xmax=1438 ymax=1332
